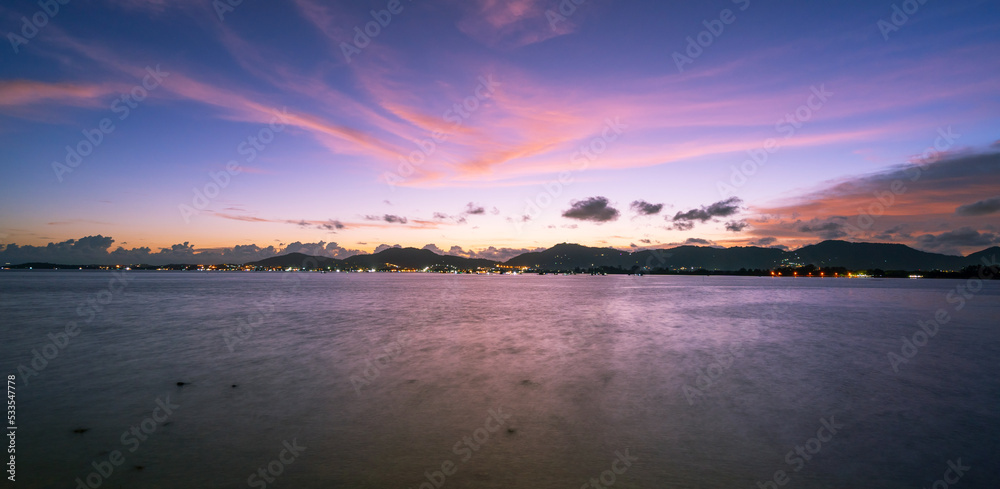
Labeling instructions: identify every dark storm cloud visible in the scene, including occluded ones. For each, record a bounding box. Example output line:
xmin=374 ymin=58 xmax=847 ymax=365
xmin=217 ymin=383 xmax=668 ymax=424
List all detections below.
xmin=630 ymin=200 xmax=663 ymax=215
xmin=750 ymin=237 xmax=777 ymax=246
xmin=956 ymin=196 xmax=1000 ymax=217
xmin=914 ymin=227 xmax=999 ymax=254
xmin=562 ymin=196 xmax=620 ymax=222
xmin=797 ymin=220 xmax=847 ymax=240
xmin=757 ymin=152 xmax=1000 ymax=224
xmin=673 ymin=197 xmax=742 ymax=223
xmin=684 ymin=238 xmax=711 ymax=245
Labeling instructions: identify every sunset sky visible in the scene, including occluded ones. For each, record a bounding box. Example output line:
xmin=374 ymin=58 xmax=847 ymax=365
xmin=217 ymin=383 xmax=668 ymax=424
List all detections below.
xmin=1 ymin=0 xmax=998 ymax=264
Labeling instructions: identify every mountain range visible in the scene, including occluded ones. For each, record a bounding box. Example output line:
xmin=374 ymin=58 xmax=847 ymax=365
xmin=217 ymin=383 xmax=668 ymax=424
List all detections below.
xmin=241 ymin=241 xmax=998 ymax=272
xmin=7 ymin=240 xmax=997 ymax=272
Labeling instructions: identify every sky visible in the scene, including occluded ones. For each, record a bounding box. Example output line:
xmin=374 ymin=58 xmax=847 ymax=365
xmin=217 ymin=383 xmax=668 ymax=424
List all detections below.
xmin=1 ymin=0 xmax=998 ymax=264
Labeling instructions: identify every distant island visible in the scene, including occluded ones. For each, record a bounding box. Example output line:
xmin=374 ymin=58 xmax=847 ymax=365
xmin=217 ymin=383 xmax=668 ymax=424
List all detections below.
xmin=5 ymin=240 xmax=998 ymax=279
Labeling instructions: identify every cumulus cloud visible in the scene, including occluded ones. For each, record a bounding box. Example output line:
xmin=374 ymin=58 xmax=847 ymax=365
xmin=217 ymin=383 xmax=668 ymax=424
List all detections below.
xmin=448 ymin=245 xmax=546 ymax=262
xmin=0 ymin=236 xmax=366 ymax=265
xmin=684 ymin=238 xmax=711 ymax=245
xmin=374 ymin=244 xmax=403 ymax=253
xmin=914 ymin=227 xmax=999 ymax=255
xmin=464 ymin=203 xmax=486 ymax=215
xmin=673 ymin=197 xmax=743 ymax=223
xmin=955 ymin=196 xmax=1000 ymax=217
xmin=725 ymin=220 xmax=749 ymax=232
xmin=562 ymin=196 xmax=620 ymax=222
xmin=283 ymin=241 xmax=365 ymax=259
xmin=422 ymin=244 xmax=445 ymax=254
xmin=630 ymin=200 xmax=663 ymax=216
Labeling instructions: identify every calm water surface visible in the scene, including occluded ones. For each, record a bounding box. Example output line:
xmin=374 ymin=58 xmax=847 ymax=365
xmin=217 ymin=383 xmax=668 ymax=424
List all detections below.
xmin=1 ymin=271 xmax=998 ymax=488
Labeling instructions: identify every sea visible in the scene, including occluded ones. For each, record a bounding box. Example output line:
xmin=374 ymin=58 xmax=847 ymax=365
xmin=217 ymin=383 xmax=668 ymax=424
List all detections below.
xmin=1 ymin=271 xmax=998 ymax=488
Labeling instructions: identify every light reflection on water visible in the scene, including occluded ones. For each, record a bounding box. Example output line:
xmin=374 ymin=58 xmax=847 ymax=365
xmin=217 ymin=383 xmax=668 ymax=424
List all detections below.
xmin=1 ymin=271 xmax=998 ymax=488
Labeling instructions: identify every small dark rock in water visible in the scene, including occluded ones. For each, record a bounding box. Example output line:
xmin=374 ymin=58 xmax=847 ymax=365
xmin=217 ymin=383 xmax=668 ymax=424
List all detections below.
xmin=134 ymin=465 xmax=144 ymax=471
xmin=176 ymin=382 xmax=187 ymax=386
xmin=163 ymin=422 xmax=172 ymax=427
xmin=507 ymin=428 xmax=516 ymax=434
xmin=231 ymin=384 xmax=238 ymax=388
xmin=72 ymin=428 xmax=88 ymax=434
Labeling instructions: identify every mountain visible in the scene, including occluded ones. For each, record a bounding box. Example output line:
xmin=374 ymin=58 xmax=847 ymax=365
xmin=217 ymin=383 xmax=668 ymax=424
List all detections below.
xmin=245 ymin=252 xmax=342 ymax=268
xmin=503 ymin=243 xmax=786 ymax=270
xmin=631 ymin=245 xmax=787 ymax=270
xmin=342 ymin=247 xmax=497 ymax=270
xmin=14 ymin=241 xmax=995 ymax=272
xmin=966 ymin=246 xmax=1000 ymax=265
xmin=501 ymin=241 xmax=995 ymax=271
xmin=504 ymin=243 xmax=629 ymax=269
xmin=789 ymin=240 xmax=965 ymax=270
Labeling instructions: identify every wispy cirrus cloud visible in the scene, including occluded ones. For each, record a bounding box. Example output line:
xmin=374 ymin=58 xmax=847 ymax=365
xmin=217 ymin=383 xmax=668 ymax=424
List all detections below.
xmin=453 ymin=0 xmax=576 ymax=48
xmin=0 ymin=80 xmax=119 ymax=108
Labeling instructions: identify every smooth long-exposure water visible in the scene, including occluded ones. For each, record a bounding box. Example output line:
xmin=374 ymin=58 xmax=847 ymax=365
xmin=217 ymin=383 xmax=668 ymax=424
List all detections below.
xmin=1 ymin=271 xmax=998 ymax=488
